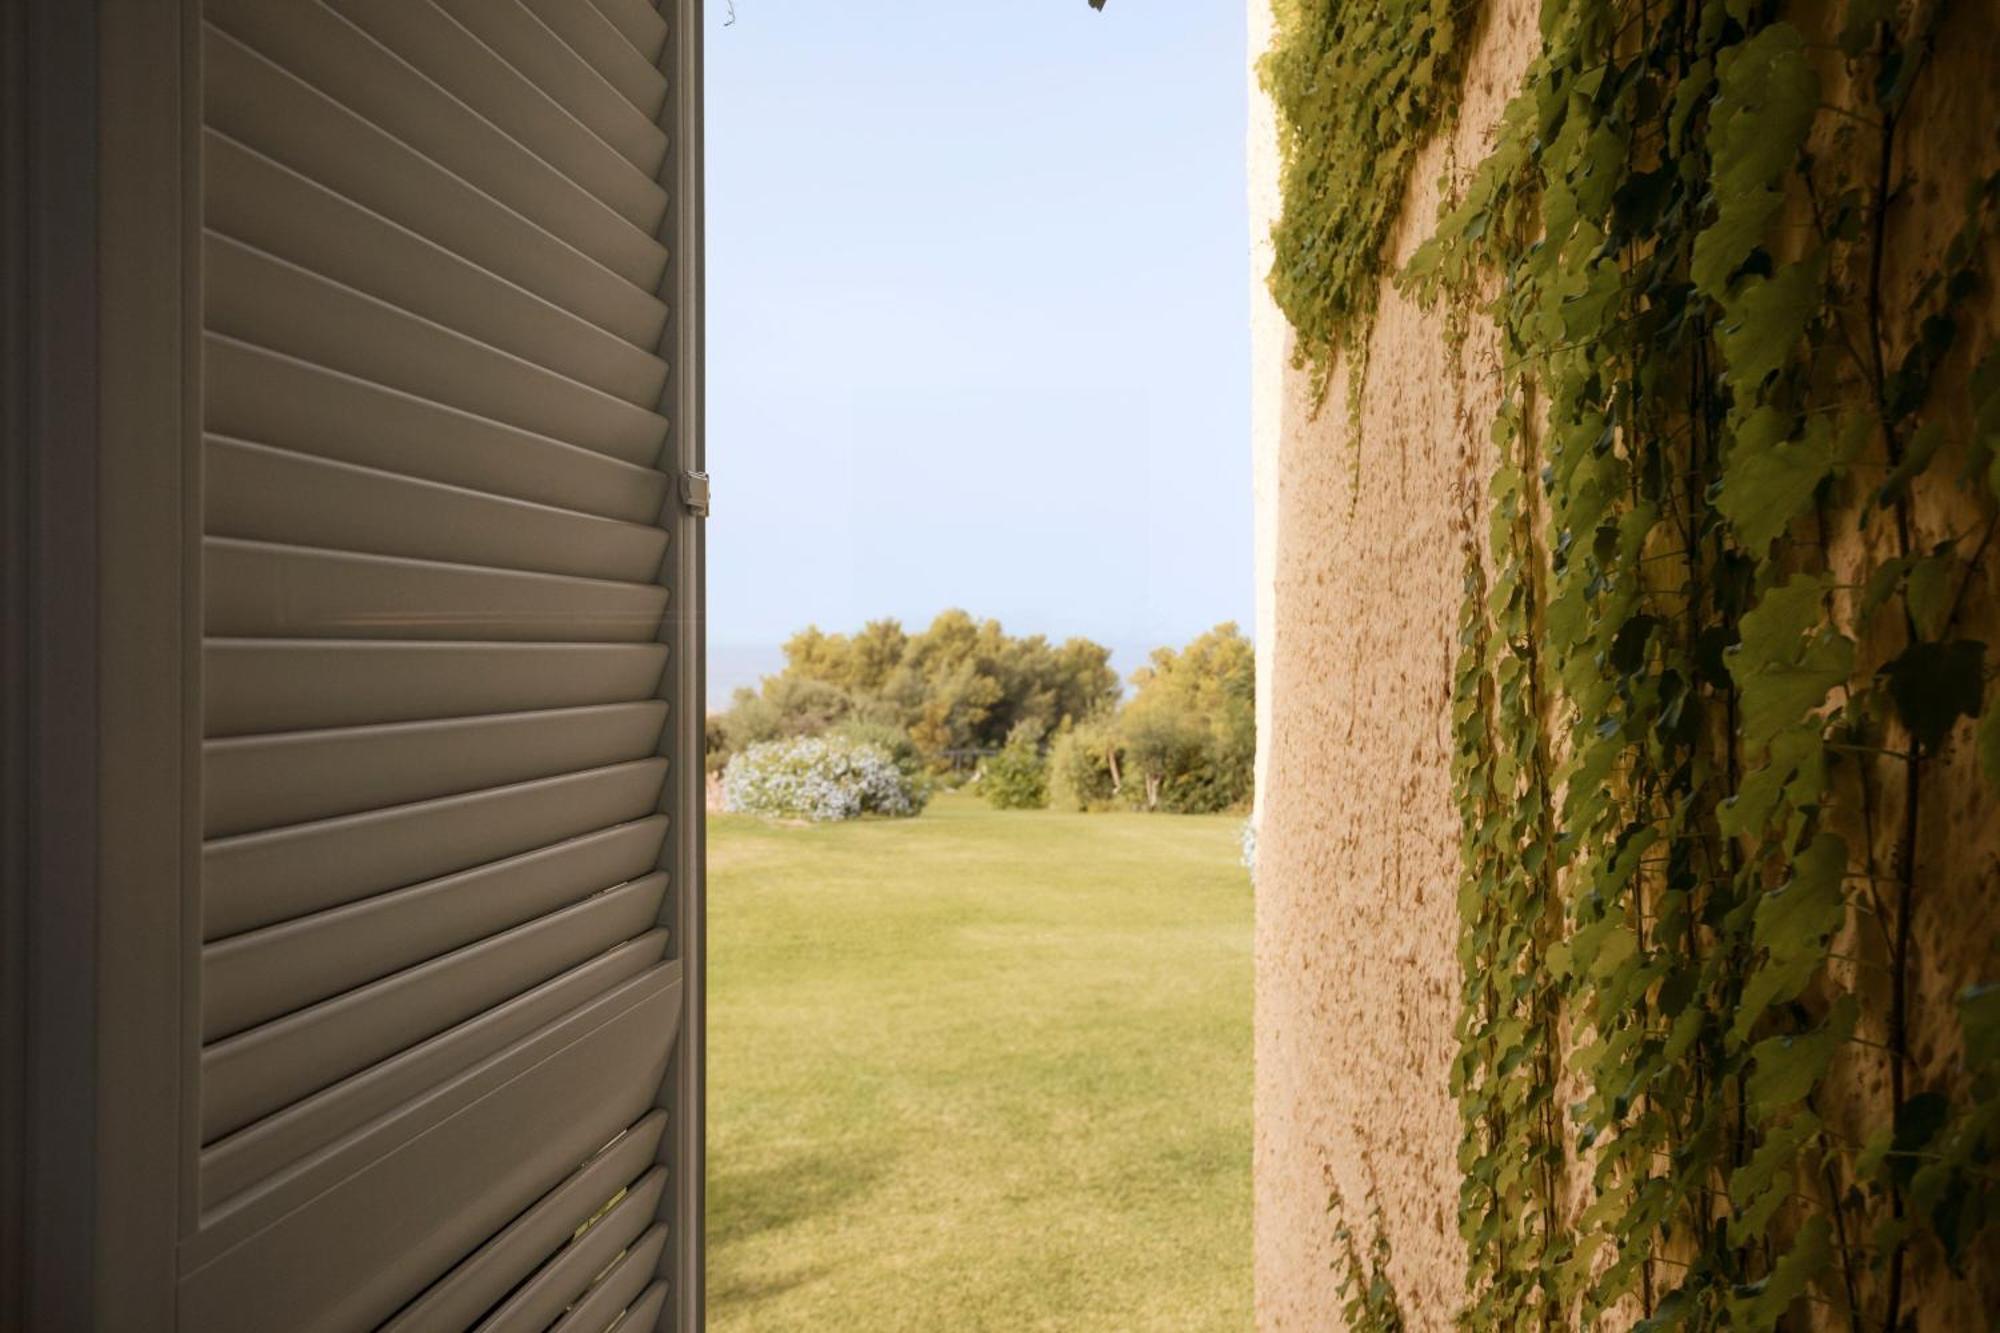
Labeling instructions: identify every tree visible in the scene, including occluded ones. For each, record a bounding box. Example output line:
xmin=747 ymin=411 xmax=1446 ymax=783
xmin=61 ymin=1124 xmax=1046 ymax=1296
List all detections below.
xmin=1116 ymin=624 xmax=1255 ymax=812
xmin=715 ymin=610 xmax=1120 ymax=773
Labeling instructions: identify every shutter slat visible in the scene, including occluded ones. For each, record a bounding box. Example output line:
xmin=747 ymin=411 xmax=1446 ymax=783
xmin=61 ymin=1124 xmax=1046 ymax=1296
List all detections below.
xmin=204 ymin=0 xmax=666 ymax=290
xmin=435 ymin=0 xmax=666 ymax=175
xmin=587 ymin=0 xmax=669 ymax=65
xmin=204 ymin=538 xmax=669 ymax=644
xmin=475 ymin=1173 xmax=667 ymax=1333
xmin=607 ymin=1282 xmax=669 ymax=1333
xmin=204 ymin=700 xmax=667 ymax=839
xmin=203 ymin=26 xmax=665 ymax=348
xmin=326 ymin=0 xmax=666 ymax=232
xmin=518 ymin=0 xmax=667 ymax=118
xmin=205 ymin=132 xmax=665 ymax=404
xmin=381 ymin=1110 xmax=668 ymax=1333
xmin=206 ymin=235 xmax=668 ymax=463
xmin=202 ymin=873 xmax=668 ymax=1142
xmin=205 ymin=337 xmax=670 ymax=525
xmin=193 ymin=0 xmax=688 ymax=1307
xmin=205 ymin=817 xmax=668 ymax=1038
xmin=203 ymin=757 xmax=668 ymax=938
xmin=201 ymin=940 xmax=671 ymax=1209
xmin=549 ymin=1224 xmax=669 ymax=1333
xmin=179 ymin=965 xmax=680 ymax=1332
xmin=206 ymin=438 xmax=668 ymax=587
xmin=204 ymin=639 xmax=669 ymax=736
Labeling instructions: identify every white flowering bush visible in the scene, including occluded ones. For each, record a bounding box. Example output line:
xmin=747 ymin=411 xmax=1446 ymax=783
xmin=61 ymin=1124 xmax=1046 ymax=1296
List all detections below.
xmin=721 ymin=736 xmax=927 ymax=822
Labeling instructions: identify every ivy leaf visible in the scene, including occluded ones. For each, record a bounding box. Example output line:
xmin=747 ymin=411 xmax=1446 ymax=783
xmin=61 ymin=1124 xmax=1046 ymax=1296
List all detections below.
xmin=1735 ymin=833 xmax=1847 ymax=1038
xmin=1716 ymin=408 xmax=1838 ymax=553
xmin=1717 ymin=256 xmax=1823 ymax=392
xmin=1857 ymin=1123 xmax=1895 ymax=1181
xmin=1610 ymin=614 xmax=1658 ymax=674
xmin=1722 ymin=726 xmax=1826 ymax=839
xmin=1728 ymin=1112 xmax=1820 ymax=1244
xmin=1728 ymin=575 xmax=1853 ymax=752
xmin=1729 ymin=1212 xmax=1831 ymax=1328
xmin=1875 ymin=421 xmax=1946 ymax=509
xmin=1633 ymin=1285 xmax=1698 ymax=1332
xmin=1863 ymin=554 xmax=1915 ymax=619
xmin=1889 ymin=1091 xmax=1950 ymax=1190
xmin=1881 ymin=640 xmax=1985 ymax=753
xmin=1906 ymin=552 xmax=1956 ymax=641
xmin=1695 ymin=24 xmax=1817 ymax=295
xmin=1747 ymin=996 xmax=1857 ymax=1115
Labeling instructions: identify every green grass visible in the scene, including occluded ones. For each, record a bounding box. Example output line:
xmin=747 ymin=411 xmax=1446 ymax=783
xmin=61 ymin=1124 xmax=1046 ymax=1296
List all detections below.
xmin=707 ymin=791 xmax=1253 ymax=1331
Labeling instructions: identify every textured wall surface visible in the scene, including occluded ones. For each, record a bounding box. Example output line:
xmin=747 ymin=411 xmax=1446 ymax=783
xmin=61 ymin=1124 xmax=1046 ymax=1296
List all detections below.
xmin=1247 ymin=1 xmax=2000 ymax=1327
xmin=1248 ymin=4 xmax=1540 ymax=1325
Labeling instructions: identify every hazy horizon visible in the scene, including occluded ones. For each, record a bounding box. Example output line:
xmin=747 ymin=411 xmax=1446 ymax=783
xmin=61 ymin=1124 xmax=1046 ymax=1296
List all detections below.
xmin=705 ymin=1 xmax=1251 ymax=710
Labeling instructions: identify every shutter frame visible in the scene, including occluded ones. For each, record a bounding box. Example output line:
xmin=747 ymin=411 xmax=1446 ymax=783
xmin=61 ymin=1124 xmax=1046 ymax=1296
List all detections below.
xmin=185 ymin=0 xmax=706 ymax=1325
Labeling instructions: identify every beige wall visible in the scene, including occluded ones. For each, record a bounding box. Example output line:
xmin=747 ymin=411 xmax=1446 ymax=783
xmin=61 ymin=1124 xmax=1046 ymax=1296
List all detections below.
xmin=1248 ymin=2 xmax=2000 ymax=1327
xmin=1248 ymin=5 xmax=1540 ymax=1324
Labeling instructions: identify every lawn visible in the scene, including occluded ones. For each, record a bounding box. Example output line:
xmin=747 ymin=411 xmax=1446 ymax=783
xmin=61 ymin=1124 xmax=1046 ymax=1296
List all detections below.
xmin=706 ymin=791 xmax=1253 ymax=1331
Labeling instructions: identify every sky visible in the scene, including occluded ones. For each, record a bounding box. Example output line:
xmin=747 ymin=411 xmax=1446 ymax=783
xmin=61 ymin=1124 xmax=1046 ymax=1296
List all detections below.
xmin=705 ymin=0 xmax=1251 ymax=706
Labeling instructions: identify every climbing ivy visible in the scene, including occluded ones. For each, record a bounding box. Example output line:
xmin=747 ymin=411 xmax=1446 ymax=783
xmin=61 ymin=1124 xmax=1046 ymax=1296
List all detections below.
xmin=1260 ymin=0 xmax=1479 ymax=405
xmin=1328 ymin=1189 xmax=1411 ymax=1333
xmin=1265 ymin=0 xmax=2000 ymax=1325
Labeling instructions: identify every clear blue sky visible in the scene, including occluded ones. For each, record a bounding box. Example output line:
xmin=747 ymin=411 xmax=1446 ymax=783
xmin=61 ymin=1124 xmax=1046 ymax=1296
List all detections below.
xmin=705 ymin=0 xmax=1250 ymax=705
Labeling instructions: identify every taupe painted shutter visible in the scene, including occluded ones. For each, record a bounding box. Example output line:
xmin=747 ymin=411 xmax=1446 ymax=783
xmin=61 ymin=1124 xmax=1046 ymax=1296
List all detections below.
xmin=180 ymin=1 xmax=704 ymax=1327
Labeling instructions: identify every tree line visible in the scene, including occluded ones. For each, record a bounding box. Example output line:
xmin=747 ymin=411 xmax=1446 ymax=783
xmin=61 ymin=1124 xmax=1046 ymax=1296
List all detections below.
xmin=707 ymin=611 xmax=1254 ymax=814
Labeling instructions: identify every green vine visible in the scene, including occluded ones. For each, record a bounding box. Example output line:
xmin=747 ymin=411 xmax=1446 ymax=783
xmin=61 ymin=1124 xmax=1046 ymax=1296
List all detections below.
xmin=1329 ymin=1188 xmax=1412 ymax=1333
xmin=1260 ymin=0 xmax=1480 ymax=406
xmin=1266 ymin=0 xmax=2000 ymax=1324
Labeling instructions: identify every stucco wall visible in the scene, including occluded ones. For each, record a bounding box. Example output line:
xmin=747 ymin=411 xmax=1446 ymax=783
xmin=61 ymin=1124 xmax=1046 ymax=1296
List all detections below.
xmin=1248 ymin=5 xmax=1540 ymax=1325
xmin=1248 ymin=2 xmax=2000 ymax=1327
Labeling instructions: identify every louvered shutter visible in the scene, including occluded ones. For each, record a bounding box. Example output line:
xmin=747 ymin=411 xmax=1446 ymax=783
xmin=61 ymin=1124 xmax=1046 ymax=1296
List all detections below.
xmin=180 ymin=1 xmax=703 ymax=1328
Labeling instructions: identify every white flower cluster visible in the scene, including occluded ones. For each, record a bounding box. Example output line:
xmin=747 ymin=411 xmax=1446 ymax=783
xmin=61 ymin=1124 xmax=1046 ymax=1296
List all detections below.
xmin=721 ymin=736 xmax=924 ymax=822
xmin=1240 ymin=818 xmax=1258 ymax=880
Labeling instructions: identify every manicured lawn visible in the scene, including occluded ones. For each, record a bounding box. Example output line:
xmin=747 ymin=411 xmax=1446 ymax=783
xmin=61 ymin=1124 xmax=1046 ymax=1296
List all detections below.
xmin=706 ymin=791 xmax=1253 ymax=1331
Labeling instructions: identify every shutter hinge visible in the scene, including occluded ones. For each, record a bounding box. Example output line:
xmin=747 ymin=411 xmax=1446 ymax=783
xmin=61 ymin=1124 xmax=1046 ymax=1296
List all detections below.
xmin=678 ymin=470 xmax=711 ymax=518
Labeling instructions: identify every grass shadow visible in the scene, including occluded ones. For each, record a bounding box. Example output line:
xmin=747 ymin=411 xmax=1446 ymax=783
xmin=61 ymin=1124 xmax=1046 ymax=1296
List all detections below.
xmin=708 ymin=1143 xmax=893 ymax=1250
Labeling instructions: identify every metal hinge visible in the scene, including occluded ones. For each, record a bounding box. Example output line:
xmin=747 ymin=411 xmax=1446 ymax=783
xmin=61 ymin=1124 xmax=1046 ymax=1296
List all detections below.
xmin=678 ymin=470 xmax=711 ymax=518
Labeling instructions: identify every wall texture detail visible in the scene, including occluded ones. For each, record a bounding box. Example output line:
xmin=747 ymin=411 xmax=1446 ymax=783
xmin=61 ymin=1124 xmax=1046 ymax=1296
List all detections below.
xmin=1249 ymin=0 xmax=2000 ymax=1327
xmin=1249 ymin=4 xmax=1540 ymax=1323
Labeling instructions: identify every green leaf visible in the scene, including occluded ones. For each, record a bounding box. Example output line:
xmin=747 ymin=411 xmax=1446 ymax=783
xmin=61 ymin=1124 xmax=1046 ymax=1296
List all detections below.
xmin=1695 ymin=25 xmax=1818 ymax=295
xmin=1889 ymin=1091 xmax=1950 ymax=1188
xmin=1857 ymin=1124 xmax=1895 ymax=1180
xmin=1717 ymin=409 xmax=1837 ymax=553
xmin=1729 ymin=575 xmax=1853 ymax=752
xmin=1728 ymin=1112 xmax=1820 ymax=1244
xmin=1875 ymin=421 xmax=1946 ymax=508
xmin=1906 ymin=553 xmax=1956 ymax=640
xmin=1734 ymin=834 xmax=1847 ymax=1038
xmin=1747 ymin=997 xmax=1857 ymax=1115
xmin=1717 ymin=256 xmax=1823 ymax=392
xmin=1881 ymin=640 xmax=1985 ymax=753
xmin=1729 ymin=1212 xmax=1831 ymax=1327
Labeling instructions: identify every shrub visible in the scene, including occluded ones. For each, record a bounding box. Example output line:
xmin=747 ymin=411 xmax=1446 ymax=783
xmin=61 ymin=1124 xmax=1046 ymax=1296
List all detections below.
xmin=721 ymin=736 xmax=927 ymax=822
xmin=829 ymin=719 xmax=923 ymax=777
xmin=1045 ymin=720 xmax=1123 ymax=811
xmin=979 ymin=724 xmax=1048 ymax=810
